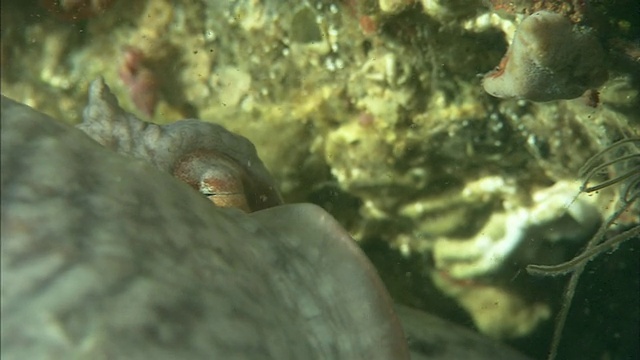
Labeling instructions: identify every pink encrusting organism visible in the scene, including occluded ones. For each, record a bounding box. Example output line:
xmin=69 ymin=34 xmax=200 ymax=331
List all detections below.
xmin=482 ymin=11 xmax=607 ymax=102
xmin=118 ymin=46 xmax=159 ymax=117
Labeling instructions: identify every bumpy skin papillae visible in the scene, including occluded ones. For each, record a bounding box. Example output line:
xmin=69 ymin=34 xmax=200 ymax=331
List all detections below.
xmin=77 ymin=78 xmax=282 ymax=210
xmin=1 ymin=96 xmax=409 ymax=359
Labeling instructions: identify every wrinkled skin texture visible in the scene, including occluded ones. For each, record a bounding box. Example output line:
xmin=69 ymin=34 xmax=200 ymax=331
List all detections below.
xmin=0 ymin=95 xmax=408 ymax=360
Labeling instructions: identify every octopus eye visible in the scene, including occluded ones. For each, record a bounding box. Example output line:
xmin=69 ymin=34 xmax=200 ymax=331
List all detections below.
xmin=173 ymin=150 xmax=251 ymax=212
xmin=199 ymin=169 xmax=251 ymax=212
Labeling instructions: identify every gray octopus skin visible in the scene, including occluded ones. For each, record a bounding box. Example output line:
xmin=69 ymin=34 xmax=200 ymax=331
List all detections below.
xmin=0 ymin=95 xmax=409 ymax=359
xmin=77 ymin=78 xmax=282 ymax=211
xmin=1 ymin=91 xmax=533 ymax=360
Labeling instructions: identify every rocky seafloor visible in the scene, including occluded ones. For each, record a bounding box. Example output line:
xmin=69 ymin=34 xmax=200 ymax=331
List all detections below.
xmin=2 ymin=0 xmax=638 ymax=359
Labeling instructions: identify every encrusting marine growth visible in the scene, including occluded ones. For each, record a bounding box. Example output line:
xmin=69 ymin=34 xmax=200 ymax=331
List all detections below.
xmin=482 ymin=11 xmax=607 ymax=102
